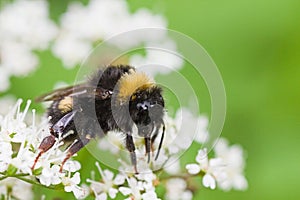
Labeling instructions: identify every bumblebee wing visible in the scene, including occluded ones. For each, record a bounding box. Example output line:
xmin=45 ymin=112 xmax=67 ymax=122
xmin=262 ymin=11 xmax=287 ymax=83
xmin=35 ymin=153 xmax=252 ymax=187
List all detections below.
xmin=35 ymin=84 xmax=86 ymax=102
xmin=35 ymin=84 xmax=112 ymax=102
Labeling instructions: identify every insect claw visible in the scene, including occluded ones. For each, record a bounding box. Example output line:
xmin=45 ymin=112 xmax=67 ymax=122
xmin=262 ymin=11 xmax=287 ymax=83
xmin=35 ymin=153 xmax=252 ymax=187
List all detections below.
xmin=60 ymin=152 xmax=72 ymax=172
xmin=31 ymin=151 xmax=43 ymax=171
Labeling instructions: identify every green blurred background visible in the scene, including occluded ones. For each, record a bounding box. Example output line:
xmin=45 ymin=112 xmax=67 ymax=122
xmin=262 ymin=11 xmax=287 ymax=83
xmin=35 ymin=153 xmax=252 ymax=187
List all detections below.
xmin=1 ymin=0 xmax=300 ymax=199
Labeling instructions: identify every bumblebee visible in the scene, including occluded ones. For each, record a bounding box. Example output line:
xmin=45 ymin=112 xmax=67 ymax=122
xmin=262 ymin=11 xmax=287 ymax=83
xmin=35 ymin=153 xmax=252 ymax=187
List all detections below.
xmin=31 ymin=65 xmax=165 ymax=173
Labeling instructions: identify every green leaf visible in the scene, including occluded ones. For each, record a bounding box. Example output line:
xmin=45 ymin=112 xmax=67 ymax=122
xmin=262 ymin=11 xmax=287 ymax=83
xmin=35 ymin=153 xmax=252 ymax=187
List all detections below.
xmin=6 ymin=164 xmax=18 ymax=176
xmin=33 ymin=167 xmax=43 ymax=176
xmin=29 ymin=144 xmax=35 ymax=152
xmin=9 ymin=132 xmax=17 ymax=138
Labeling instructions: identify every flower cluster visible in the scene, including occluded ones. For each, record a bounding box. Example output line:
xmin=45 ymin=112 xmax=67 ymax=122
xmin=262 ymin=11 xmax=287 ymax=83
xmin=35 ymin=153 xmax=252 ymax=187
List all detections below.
xmin=0 ymin=100 xmax=87 ymax=199
xmin=0 ymin=99 xmax=248 ymax=199
xmin=165 ymin=178 xmax=193 ymax=200
xmin=94 ymin=108 xmax=247 ymax=199
xmin=97 ymin=108 xmax=209 ymax=174
xmin=53 ymin=0 xmax=183 ymax=75
xmin=186 ymin=142 xmax=248 ymax=191
xmin=0 ymin=0 xmax=248 ymax=199
xmin=87 ymin=162 xmax=160 ymax=200
xmin=0 ymin=0 xmax=184 ymax=93
xmin=0 ymin=0 xmax=58 ymax=91
xmin=0 ymin=177 xmax=33 ymax=200
xmin=53 ymin=0 xmax=165 ymax=67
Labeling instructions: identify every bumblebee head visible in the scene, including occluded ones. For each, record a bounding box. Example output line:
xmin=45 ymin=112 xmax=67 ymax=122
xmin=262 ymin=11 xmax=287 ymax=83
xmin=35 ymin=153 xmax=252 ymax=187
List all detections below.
xmin=129 ymin=86 xmax=164 ymax=136
xmin=116 ymin=71 xmax=165 ymax=137
xmin=115 ymin=69 xmax=166 ymax=161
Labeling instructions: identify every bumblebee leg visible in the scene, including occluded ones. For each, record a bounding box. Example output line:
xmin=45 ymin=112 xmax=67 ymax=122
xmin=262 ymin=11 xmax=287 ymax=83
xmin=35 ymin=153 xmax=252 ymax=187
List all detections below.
xmin=126 ymin=134 xmax=138 ymax=174
xmin=31 ymin=135 xmax=56 ymax=171
xmin=60 ymin=138 xmax=90 ymax=172
xmin=150 ymin=128 xmax=159 ymax=153
xmin=144 ymin=137 xmax=151 ymax=163
xmin=51 ymin=111 xmax=77 ymax=136
xmin=155 ymin=122 xmax=165 ymax=160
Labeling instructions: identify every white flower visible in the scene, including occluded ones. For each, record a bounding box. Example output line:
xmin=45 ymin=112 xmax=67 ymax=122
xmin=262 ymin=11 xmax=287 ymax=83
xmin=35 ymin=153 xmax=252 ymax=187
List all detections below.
xmin=165 ymin=178 xmax=192 ymax=200
xmin=63 ymin=160 xmax=81 ymax=172
xmin=52 ymin=0 xmax=127 ymax=68
xmin=63 ymin=172 xmax=87 ymax=199
xmin=51 ymin=35 xmax=92 ymax=68
xmin=202 ymin=173 xmax=216 ymax=189
xmin=213 ymin=138 xmax=248 ymax=191
xmin=109 ymin=107 xmax=210 ymax=174
xmin=0 ymin=100 xmax=37 ymax=174
xmin=186 ymin=148 xmax=224 ymax=190
xmin=52 ymin=0 xmax=183 ymax=75
xmin=10 ymin=147 xmax=36 ymax=174
xmin=185 ymin=149 xmax=206 ymax=175
xmin=194 ymin=115 xmax=209 ymax=144
xmin=186 ymin=139 xmax=248 ymax=191
xmin=0 ymin=67 xmax=11 ymax=92
xmin=129 ymin=39 xmax=184 ymax=76
xmin=0 ymin=0 xmax=58 ymax=91
xmin=0 ymin=99 xmax=34 ymax=143
xmin=0 ymin=95 xmax=16 ymax=115
xmin=119 ymin=177 xmax=144 ymax=200
xmin=38 ymin=165 xmax=63 ymax=186
xmin=60 ymin=0 xmax=130 ymax=41
xmin=166 ymin=108 xmax=208 ymax=155
xmin=135 ymin=171 xmax=156 ymax=184
xmin=0 ymin=177 xmax=33 ymax=200
xmin=107 ymin=8 xmax=167 ymax=50
xmin=98 ymin=131 xmax=124 ymax=154
xmin=0 ymin=142 xmax=13 ymax=172
xmin=142 ymin=190 xmax=161 ymax=200
xmin=0 ymin=99 xmax=85 ymax=198
xmin=163 ymin=157 xmax=181 ymax=175
xmin=87 ymin=162 xmax=125 ymax=200
xmin=0 ymin=41 xmax=38 ymax=76
xmin=119 ymin=170 xmax=160 ymax=200
xmin=0 ymin=0 xmax=57 ymax=49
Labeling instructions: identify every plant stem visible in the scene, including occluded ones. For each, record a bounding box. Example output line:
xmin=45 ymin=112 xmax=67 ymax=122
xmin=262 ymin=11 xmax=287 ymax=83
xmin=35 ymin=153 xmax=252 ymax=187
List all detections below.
xmin=0 ymin=173 xmax=63 ymax=191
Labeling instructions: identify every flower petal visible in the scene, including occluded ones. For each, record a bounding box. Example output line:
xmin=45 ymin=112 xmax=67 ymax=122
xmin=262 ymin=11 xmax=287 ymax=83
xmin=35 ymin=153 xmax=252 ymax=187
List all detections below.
xmin=71 ymin=172 xmax=81 ymax=184
xmin=103 ymin=169 xmax=114 ymax=181
xmin=72 ymin=186 xmax=86 ymax=199
xmin=186 ymin=164 xmax=201 ymax=175
xmin=203 ymin=174 xmax=216 ymax=189
xmin=119 ymin=187 xmax=132 ymax=195
xmin=113 ymin=174 xmax=125 ymax=185
xmin=142 ymin=191 xmax=159 ymax=200
xmin=63 ymin=160 xmax=81 ymax=172
xmin=96 ymin=192 xmax=107 ymax=200
xmin=196 ymin=149 xmax=208 ymax=167
xmin=108 ymin=188 xmax=118 ymax=199
xmin=233 ymin=174 xmax=248 ymax=190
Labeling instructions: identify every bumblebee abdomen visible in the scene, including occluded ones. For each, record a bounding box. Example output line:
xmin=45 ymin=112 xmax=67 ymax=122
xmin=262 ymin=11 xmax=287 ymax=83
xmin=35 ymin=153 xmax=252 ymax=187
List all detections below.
xmin=48 ymin=100 xmax=67 ymax=124
xmin=58 ymin=97 xmax=73 ymax=113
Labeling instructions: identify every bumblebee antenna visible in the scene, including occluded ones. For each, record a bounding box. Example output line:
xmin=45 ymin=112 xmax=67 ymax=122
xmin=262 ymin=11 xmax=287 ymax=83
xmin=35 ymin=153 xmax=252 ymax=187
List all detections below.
xmin=155 ymin=121 xmax=165 ymax=160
